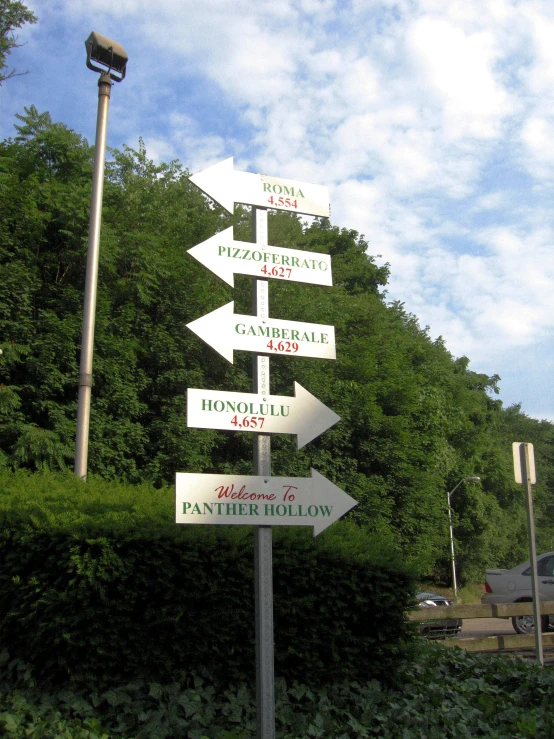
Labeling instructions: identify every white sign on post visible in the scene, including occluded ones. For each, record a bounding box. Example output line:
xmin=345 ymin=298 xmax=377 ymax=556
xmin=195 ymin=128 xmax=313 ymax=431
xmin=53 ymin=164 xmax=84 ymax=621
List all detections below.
xmin=188 ymin=227 xmax=333 ymax=287
xmin=176 ymin=469 xmax=357 ymax=536
xmin=513 ymin=441 xmax=537 ymax=483
xmin=186 ymin=301 xmax=336 ymax=363
xmin=189 ymin=157 xmax=330 ymax=217
xmin=187 ymin=383 xmax=340 ymax=449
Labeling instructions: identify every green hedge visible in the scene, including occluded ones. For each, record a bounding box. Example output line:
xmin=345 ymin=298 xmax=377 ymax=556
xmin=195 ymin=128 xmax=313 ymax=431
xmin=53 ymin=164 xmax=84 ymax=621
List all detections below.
xmin=0 ymin=470 xmax=416 ymax=687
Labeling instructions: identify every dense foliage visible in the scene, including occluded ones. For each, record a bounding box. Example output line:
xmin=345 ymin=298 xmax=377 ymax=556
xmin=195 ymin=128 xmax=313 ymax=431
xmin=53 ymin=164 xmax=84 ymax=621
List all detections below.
xmin=1 ymin=107 xmax=554 ymax=581
xmin=0 ymin=0 xmax=37 ymax=84
xmin=0 ymin=470 xmax=416 ymax=687
xmin=1 ymin=646 xmax=553 ymax=737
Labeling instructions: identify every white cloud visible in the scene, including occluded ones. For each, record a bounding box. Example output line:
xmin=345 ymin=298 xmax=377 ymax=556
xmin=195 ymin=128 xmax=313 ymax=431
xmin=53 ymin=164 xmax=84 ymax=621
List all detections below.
xmin=9 ymin=0 xmax=554 ymax=416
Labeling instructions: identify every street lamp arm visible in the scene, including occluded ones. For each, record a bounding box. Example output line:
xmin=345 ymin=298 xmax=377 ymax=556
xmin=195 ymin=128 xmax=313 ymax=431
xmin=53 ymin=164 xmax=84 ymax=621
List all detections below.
xmin=448 ymin=475 xmax=481 ymax=504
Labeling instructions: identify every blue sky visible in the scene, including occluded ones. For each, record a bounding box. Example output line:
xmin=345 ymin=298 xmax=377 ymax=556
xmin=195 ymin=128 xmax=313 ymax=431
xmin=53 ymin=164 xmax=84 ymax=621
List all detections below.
xmin=3 ymin=0 xmax=554 ymax=422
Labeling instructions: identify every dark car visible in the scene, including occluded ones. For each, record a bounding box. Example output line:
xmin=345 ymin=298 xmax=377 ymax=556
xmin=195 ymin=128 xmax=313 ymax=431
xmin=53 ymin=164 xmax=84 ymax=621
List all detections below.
xmin=416 ymin=591 xmax=462 ymax=638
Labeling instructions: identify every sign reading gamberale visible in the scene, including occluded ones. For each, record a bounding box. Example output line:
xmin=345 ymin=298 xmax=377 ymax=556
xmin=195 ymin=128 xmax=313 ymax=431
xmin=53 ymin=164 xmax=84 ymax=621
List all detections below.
xmin=187 ymin=383 xmax=340 ymax=449
xmin=188 ymin=227 xmax=333 ymax=287
xmin=186 ymin=301 xmax=336 ymax=363
xmin=176 ymin=470 xmax=358 ymax=536
xmin=189 ymin=157 xmax=330 ymax=217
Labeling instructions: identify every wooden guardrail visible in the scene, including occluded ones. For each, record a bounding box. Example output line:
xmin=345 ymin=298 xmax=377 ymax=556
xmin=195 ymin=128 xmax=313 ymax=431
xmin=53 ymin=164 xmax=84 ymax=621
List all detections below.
xmin=406 ymin=600 xmax=554 ymax=653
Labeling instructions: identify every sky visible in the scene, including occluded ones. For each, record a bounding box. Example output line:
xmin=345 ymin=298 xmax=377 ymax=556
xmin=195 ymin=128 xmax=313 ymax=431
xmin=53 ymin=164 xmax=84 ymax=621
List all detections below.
xmin=3 ymin=0 xmax=554 ymax=422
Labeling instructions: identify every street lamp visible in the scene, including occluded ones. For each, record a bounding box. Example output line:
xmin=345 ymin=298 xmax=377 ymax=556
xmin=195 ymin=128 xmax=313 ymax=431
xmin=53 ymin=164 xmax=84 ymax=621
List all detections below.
xmin=447 ymin=476 xmax=481 ymax=601
xmin=74 ymin=33 xmax=128 ymax=480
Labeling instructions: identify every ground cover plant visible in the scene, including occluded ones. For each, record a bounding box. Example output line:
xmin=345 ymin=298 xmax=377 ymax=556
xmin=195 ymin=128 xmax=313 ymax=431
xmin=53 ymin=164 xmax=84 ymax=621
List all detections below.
xmin=0 ymin=646 xmax=553 ymax=738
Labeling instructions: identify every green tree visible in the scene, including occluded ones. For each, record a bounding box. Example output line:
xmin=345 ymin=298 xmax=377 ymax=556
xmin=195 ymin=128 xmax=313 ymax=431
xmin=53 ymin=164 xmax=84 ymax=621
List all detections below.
xmin=0 ymin=0 xmax=37 ymax=84
xmin=3 ymin=108 xmax=554 ymax=580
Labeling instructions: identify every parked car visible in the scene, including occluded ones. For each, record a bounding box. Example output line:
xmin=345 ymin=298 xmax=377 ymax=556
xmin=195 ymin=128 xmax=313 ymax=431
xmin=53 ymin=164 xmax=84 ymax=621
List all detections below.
xmin=482 ymin=552 xmax=554 ymax=634
xmin=416 ymin=591 xmax=462 ymax=638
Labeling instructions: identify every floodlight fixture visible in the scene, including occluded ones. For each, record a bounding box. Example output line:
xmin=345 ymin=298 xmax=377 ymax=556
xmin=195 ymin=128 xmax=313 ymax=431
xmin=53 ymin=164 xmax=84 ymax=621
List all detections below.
xmin=85 ymin=31 xmax=128 ymax=81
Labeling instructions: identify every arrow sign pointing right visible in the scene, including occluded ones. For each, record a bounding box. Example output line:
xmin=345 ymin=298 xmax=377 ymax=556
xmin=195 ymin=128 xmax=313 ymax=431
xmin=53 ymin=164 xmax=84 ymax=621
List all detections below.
xmin=187 ymin=382 xmax=340 ymax=449
xmin=189 ymin=157 xmax=330 ymax=217
xmin=176 ymin=469 xmax=357 ymax=536
xmin=188 ymin=227 xmax=333 ymax=287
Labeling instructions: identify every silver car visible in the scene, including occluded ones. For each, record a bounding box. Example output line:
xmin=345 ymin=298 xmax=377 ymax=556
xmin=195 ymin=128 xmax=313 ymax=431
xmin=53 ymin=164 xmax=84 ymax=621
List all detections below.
xmin=482 ymin=552 xmax=554 ymax=634
xmin=416 ymin=591 xmax=462 ymax=638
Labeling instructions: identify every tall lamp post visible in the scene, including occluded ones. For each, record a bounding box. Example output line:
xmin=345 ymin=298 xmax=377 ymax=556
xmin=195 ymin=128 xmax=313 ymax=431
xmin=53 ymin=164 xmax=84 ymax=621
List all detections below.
xmin=447 ymin=476 xmax=481 ymax=600
xmin=75 ymin=33 xmax=128 ymax=480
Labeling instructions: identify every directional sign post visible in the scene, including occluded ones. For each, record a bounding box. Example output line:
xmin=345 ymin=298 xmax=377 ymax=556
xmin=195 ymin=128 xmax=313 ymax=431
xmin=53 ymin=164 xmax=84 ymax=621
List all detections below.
xmin=176 ymin=469 xmax=357 ymax=536
xmin=189 ymin=157 xmax=330 ymax=217
xmin=183 ymin=162 xmax=349 ymax=739
xmin=188 ymin=227 xmax=333 ymax=287
xmin=187 ymin=383 xmax=340 ymax=449
xmin=187 ymin=302 xmax=336 ymax=362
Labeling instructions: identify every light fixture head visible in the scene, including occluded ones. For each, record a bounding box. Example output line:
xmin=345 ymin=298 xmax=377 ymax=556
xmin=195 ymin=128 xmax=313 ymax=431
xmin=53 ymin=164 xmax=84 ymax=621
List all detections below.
xmin=85 ymin=32 xmax=128 ymax=82
xmin=465 ymin=476 xmax=481 ymax=482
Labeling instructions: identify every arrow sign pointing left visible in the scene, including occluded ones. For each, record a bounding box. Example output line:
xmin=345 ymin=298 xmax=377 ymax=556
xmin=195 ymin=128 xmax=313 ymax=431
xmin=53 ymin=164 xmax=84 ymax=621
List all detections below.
xmin=175 ymin=469 xmax=358 ymax=536
xmin=187 ymin=382 xmax=340 ymax=449
xmin=187 ymin=302 xmax=336 ymax=363
xmin=188 ymin=227 xmax=333 ymax=287
xmin=189 ymin=157 xmax=330 ymax=217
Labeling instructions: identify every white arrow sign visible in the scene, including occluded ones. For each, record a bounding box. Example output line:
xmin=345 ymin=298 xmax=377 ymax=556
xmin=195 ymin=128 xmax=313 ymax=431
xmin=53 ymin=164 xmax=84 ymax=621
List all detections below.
xmin=187 ymin=302 xmax=336 ymax=363
xmin=175 ymin=469 xmax=357 ymax=536
xmin=189 ymin=157 xmax=330 ymax=217
xmin=187 ymin=382 xmax=340 ymax=449
xmin=188 ymin=227 xmax=333 ymax=288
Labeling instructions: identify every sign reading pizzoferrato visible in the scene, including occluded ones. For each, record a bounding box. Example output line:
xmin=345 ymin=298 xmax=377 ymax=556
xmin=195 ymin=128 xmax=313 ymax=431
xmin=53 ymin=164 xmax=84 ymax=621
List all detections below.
xmin=189 ymin=157 xmax=330 ymax=217
xmin=186 ymin=301 xmax=336 ymax=363
xmin=188 ymin=227 xmax=333 ymax=287
xmin=176 ymin=469 xmax=357 ymax=536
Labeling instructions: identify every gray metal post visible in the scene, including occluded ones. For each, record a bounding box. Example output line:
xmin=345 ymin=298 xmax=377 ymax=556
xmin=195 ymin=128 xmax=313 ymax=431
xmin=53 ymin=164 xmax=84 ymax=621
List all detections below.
xmin=519 ymin=442 xmax=544 ymax=665
xmin=74 ymin=72 xmax=112 ymax=480
xmin=252 ymin=206 xmax=275 ymax=739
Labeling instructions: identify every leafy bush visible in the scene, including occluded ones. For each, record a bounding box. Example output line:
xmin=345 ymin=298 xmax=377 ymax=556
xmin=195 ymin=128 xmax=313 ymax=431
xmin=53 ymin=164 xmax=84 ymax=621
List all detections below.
xmin=0 ymin=646 xmax=553 ymax=738
xmin=0 ymin=470 xmax=416 ymax=688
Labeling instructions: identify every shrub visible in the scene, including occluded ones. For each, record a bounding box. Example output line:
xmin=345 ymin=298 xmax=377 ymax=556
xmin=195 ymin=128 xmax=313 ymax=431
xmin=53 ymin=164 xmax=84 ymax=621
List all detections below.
xmin=0 ymin=470 xmax=416 ymax=687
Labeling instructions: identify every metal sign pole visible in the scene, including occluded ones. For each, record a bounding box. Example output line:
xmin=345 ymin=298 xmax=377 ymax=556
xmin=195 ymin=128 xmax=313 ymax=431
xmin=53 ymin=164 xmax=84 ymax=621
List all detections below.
xmin=518 ymin=442 xmax=544 ymax=665
xmin=252 ymin=206 xmax=275 ymax=738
